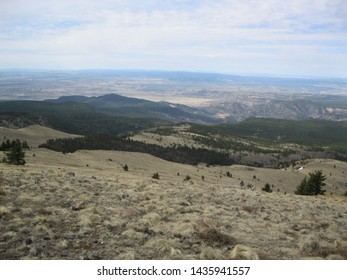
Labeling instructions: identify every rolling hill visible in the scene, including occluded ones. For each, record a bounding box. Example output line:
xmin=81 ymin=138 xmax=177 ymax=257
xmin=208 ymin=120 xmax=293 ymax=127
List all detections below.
xmin=189 ymin=118 xmax=347 ymax=152
xmin=46 ymin=93 xmax=217 ymax=123
xmin=0 ymin=93 xmax=217 ymax=135
xmin=0 ymin=132 xmax=346 ymax=260
xmin=0 ymin=125 xmax=80 ymax=148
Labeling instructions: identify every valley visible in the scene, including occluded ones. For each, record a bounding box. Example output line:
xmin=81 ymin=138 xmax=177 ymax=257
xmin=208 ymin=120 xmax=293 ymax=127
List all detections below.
xmin=1 ymin=70 xmax=347 ymax=122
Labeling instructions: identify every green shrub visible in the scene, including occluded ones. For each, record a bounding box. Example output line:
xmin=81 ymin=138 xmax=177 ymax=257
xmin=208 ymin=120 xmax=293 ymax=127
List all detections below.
xmin=123 ymin=164 xmax=128 ymax=171
xmin=184 ymin=175 xmax=191 ymax=181
xmin=262 ymin=183 xmax=273 ymax=193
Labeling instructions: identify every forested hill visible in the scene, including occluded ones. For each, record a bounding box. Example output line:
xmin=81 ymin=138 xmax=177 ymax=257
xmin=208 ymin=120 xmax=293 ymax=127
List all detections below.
xmin=43 ymin=93 xmax=215 ymax=123
xmin=0 ymin=110 xmax=168 ymax=136
xmin=39 ymin=135 xmax=234 ymax=166
xmin=0 ymin=93 xmax=217 ymax=134
xmin=189 ymin=118 xmax=347 ymax=152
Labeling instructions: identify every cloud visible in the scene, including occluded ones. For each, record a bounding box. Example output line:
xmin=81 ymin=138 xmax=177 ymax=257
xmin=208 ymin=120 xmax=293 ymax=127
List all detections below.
xmin=0 ymin=0 xmax=346 ymax=77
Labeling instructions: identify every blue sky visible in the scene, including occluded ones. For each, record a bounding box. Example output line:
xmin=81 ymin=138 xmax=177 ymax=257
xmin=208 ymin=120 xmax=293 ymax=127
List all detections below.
xmin=0 ymin=0 xmax=346 ymax=77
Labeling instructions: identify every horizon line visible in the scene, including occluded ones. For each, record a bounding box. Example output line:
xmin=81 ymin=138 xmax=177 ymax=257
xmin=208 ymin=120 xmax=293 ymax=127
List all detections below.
xmin=0 ymin=68 xmax=346 ymax=80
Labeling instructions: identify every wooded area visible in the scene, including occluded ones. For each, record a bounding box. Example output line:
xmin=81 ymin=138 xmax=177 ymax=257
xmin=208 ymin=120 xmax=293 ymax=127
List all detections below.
xmin=39 ymin=135 xmax=234 ymax=166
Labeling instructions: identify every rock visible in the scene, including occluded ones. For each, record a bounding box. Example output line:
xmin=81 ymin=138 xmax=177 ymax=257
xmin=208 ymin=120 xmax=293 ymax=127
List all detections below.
xmin=326 ymin=254 xmax=344 ymax=260
xmin=71 ymin=201 xmax=86 ymax=211
xmin=227 ymin=244 xmax=259 ymax=260
xmin=25 ymin=237 xmax=33 ymax=245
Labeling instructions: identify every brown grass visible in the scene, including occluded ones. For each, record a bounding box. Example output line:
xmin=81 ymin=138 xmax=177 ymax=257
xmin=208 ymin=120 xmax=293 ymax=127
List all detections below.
xmin=195 ymin=220 xmax=236 ymax=246
xmin=0 ymin=146 xmax=346 ymax=260
xmin=228 ymin=244 xmax=259 ymax=260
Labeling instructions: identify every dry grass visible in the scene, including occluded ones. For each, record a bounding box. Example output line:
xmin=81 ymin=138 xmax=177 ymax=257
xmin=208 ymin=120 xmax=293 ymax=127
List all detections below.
xmin=228 ymin=245 xmax=259 ymax=260
xmin=195 ymin=220 xmax=236 ymax=246
xmin=0 ymin=146 xmax=346 ymax=260
xmin=0 ymin=125 xmax=80 ymax=148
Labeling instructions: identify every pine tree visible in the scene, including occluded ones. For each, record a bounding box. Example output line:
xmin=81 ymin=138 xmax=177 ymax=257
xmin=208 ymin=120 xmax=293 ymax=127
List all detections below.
xmin=262 ymin=183 xmax=273 ymax=193
xmin=295 ymin=170 xmax=326 ymax=196
xmin=3 ymin=140 xmax=26 ymax=165
xmin=22 ymin=140 xmax=30 ymax=150
xmin=295 ymin=177 xmax=308 ymax=195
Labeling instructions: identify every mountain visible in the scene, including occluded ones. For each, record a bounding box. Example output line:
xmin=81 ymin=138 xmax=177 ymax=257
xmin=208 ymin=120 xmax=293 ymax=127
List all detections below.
xmin=45 ymin=93 xmax=217 ymax=123
xmin=46 ymin=95 xmax=90 ymax=103
xmin=0 ymin=93 xmax=217 ymax=135
xmin=0 ymin=101 xmax=168 ymax=136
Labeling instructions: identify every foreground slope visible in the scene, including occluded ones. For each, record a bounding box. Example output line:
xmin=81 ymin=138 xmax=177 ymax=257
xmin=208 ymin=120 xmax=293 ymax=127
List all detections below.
xmin=0 ymin=148 xmax=346 ymax=260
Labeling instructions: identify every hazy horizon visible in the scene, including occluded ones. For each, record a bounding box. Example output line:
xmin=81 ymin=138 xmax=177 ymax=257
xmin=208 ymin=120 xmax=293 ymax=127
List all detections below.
xmin=0 ymin=68 xmax=346 ymax=80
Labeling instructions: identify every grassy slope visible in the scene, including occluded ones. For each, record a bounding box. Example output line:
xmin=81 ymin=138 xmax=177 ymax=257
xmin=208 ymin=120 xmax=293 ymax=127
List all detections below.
xmin=0 ymin=125 xmax=81 ymax=147
xmin=0 ymin=125 xmax=346 ymax=260
xmin=0 ymin=148 xmax=346 ymax=260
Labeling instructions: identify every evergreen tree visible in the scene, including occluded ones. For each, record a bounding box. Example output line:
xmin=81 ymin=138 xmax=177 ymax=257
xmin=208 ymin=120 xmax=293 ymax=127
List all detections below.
xmin=295 ymin=177 xmax=308 ymax=195
xmin=3 ymin=140 xmax=26 ymax=165
xmin=295 ymin=170 xmax=326 ymax=196
xmin=262 ymin=183 xmax=272 ymax=193
xmin=22 ymin=140 xmax=30 ymax=150
xmin=123 ymin=164 xmax=128 ymax=171
xmin=184 ymin=175 xmax=191 ymax=181
xmin=0 ymin=139 xmax=11 ymax=151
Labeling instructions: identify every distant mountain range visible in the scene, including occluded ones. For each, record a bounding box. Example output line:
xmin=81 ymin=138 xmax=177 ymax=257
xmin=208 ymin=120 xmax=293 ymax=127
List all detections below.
xmin=206 ymin=98 xmax=347 ymax=122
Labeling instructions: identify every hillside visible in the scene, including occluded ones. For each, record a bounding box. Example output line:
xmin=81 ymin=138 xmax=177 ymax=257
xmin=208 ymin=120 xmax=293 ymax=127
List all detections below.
xmin=0 ymin=93 xmax=217 ymax=125
xmin=0 ymin=148 xmax=346 ymax=260
xmin=189 ymin=118 xmax=347 ymax=151
xmin=0 ymin=125 xmax=80 ymax=148
xmin=129 ymin=120 xmax=347 ymax=168
xmin=0 ymin=93 xmax=218 ymax=135
xmin=0 ymin=111 xmax=168 ymax=137
xmin=0 ymin=122 xmax=346 ymax=260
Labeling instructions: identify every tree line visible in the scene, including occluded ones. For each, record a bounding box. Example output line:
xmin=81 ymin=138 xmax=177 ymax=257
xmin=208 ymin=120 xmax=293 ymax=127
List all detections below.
xmin=1 ymin=139 xmax=27 ymax=165
xmin=39 ymin=135 xmax=234 ymax=166
xmin=0 ymin=139 xmax=29 ymax=151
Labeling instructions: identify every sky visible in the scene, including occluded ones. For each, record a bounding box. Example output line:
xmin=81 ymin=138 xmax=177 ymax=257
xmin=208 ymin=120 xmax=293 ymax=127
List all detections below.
xmin=0 ymin=0 xmax=347 ymax=77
